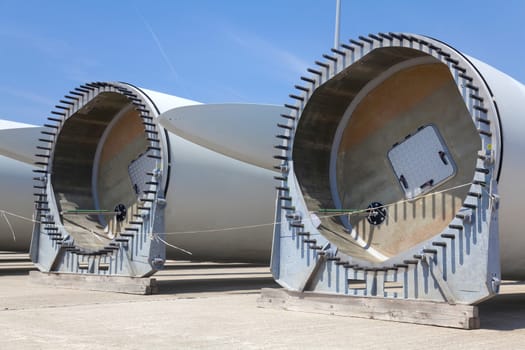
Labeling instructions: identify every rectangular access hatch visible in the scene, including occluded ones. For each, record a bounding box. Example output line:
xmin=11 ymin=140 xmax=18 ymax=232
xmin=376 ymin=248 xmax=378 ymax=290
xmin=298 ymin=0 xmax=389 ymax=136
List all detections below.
xmin=387 ymin=124 xmax=456 ymax=199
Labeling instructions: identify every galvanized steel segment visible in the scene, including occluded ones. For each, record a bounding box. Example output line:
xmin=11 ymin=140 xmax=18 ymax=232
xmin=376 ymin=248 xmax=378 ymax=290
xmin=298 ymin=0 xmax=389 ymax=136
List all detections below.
xmin=271 ymin=33 xmax=504 ymax=304
xmin=28 ymin=81 xmax=282 ymax=277
xmin=30 ymin=82 xmax=168 ymax=277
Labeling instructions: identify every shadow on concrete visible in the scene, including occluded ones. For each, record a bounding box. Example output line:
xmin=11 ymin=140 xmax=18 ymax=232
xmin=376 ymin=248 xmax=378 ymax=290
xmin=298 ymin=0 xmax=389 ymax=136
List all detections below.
xmin=160 ymin=271 xmax=271 ymax=278
xmin=156 ymin=277 xmax=279 ymax=295
xmin=479 ymin=291 xmax=525 ymax=330
xmin=162 ymin=263 xmax=268 ymax=270
xmin=0 ymin=269 xmax=34 ymax=276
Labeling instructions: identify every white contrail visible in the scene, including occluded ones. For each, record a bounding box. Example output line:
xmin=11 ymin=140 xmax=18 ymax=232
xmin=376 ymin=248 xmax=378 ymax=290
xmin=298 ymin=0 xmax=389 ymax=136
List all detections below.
xmin=133 ymin=6 xmax=182 ymax=84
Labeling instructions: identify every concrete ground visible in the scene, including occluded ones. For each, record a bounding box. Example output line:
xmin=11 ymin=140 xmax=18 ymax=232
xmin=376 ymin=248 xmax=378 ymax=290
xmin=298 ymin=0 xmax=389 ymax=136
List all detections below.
xmin=0 ymin=253 xmax=524 ymax=349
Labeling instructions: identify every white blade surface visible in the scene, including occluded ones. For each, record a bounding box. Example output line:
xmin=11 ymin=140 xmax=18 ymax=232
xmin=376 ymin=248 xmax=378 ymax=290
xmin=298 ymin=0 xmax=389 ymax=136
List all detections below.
xmin=159 ymin=104 xmax=284 ymax=171
xmin=0 ymin=120 xmax=42 ymax=165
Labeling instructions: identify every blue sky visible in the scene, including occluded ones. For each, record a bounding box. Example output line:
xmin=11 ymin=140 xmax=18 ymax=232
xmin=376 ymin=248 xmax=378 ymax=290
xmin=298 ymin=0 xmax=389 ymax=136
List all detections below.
xmin=0 ymin=0 xmax=523 ymax=125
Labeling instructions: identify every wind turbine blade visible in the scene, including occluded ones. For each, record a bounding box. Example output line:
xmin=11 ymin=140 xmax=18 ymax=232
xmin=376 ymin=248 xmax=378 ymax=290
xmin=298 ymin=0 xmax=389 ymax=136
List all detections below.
xmin=159 ymin=104 xmax=283 ymax=171
xmin=0 ymin=120 xmax=43 ymax=165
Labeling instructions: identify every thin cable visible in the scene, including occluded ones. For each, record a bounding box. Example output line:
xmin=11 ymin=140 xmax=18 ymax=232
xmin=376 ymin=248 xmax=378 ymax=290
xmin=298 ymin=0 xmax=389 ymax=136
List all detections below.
xmin=2 ymin=209 xmax=41 ymax=223
xmin=322 ymin=182 xmax=474 ymax=217
xmin=152 ymin=233 xmax=193 ymax=256
xmin=0 ymin=181 xmax=474 ymax=245
xmin=62 ymin=217 xmax=108 ymax=242
xmin=152 ymin=181 xmax=473 ymax=236
xmin=1 ymin=211 xmax=16 ymax=241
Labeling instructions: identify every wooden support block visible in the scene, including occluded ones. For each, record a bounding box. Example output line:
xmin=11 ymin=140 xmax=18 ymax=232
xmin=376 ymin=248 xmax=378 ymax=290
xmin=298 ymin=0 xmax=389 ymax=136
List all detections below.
xmin=29 ymin=270 xmax=158 ymax=295
xmin=257 ymin=288 xmax=479 ymax=329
